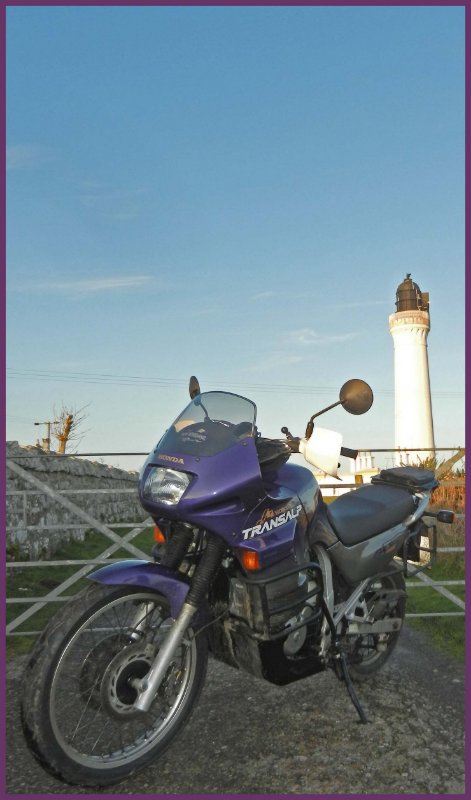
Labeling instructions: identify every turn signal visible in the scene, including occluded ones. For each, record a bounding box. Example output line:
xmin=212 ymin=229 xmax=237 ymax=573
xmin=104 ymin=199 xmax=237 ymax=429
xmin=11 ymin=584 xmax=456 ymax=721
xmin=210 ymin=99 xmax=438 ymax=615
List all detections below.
xmin=241 ymin=550 xmax=260 ymax=571
xmin=437 ymin=510 xmax=455 ymax=524
xmin=153 ymin=525 xmax=166 ymax=544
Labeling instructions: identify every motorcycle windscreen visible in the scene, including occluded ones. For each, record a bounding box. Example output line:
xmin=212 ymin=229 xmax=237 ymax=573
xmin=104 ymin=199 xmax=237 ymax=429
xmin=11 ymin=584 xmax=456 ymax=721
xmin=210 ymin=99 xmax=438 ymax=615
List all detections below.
xmin=155 ymin=391 xmax=257 ymax=457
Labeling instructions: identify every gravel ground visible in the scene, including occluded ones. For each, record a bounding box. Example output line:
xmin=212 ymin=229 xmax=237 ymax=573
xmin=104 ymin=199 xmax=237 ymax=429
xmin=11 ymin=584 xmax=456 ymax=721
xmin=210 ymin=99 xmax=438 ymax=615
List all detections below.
xmin=6 ymin=626 xmax=465 ymax=795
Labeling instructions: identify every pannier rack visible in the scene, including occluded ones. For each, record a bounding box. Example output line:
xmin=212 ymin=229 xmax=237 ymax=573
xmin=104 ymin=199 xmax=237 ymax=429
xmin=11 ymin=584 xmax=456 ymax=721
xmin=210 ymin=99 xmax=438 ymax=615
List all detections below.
xmin=399 ymin=519 xmax=437 ymax=577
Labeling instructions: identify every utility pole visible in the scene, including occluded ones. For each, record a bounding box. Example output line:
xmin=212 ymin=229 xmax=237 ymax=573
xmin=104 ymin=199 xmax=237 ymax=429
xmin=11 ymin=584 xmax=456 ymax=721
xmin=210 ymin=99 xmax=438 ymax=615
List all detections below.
xmin=34 ymin=420 xmax=59 ymax=452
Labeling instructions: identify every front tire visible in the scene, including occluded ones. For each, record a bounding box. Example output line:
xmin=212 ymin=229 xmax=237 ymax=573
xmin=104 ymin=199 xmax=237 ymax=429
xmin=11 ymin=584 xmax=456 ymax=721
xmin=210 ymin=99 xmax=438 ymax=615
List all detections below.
xmin=21 ymin=582 xmax=207 ymax=787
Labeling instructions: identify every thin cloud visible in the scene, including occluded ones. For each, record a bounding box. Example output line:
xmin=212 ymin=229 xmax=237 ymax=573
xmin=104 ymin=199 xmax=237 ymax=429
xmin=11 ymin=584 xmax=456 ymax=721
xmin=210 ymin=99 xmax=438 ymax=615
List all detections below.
xmin=78 ymin=184 xmax=146 ymax=221
xmin=251 ymin=290 xmax=310 ymax=302
xmin=52 ymin=276 xmax=153 ymax=293
xmin=288 ymin=328 xmax=359 ymax=345
xmin=252 ymin=290 xmax=280 ymax=300
xmin=79 ymin=179 xmax=108 ymax=190
xmin=325 ymin=300 xmax=389 ymax=309
xmin=7 ymin=144 xmax=56 ymax=170
xmin=16 ymin=276 xmax=154 ymax=295
xmin=252 ymin=295 xmax=389 ymax=308
xmin=245 ymin=353 xmax=305 ymax=373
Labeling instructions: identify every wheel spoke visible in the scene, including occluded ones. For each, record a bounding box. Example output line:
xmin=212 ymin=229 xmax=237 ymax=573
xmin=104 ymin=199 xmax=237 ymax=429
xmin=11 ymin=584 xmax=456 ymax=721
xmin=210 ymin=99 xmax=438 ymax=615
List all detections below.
xmin=48 ymin=590 xmax=198 ymax=770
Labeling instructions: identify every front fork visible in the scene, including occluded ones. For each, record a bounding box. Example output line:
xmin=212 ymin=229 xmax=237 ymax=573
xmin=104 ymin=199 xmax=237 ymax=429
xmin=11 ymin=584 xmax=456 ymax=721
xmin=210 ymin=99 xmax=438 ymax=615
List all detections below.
xmin=133 ymin=601 xmax=198 ymax=711
xmin=133 ymin=531 xmax=226 ymax=713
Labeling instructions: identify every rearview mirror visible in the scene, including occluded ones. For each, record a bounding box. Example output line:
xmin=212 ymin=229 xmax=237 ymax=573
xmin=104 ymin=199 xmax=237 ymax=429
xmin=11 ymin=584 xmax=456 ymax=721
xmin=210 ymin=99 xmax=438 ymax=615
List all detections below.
xmin=305 ymin=377 xmax=374 ymax=438
xmin=340 ymin=379 xmax=373 ymax=415
xmin=189 ymin=376 xmax=201 ymax=400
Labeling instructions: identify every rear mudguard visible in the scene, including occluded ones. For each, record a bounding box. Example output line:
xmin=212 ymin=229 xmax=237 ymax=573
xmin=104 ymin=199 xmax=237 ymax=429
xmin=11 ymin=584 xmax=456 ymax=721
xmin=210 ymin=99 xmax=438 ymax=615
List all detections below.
xmin=88 ymin=559 xmax=209 ymax=626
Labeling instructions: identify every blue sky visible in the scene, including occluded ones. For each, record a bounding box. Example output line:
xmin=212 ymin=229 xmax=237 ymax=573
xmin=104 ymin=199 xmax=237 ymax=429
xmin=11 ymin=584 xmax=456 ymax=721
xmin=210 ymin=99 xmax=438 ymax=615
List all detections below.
xmin=6 ymin=5 xmax=465 ymax=470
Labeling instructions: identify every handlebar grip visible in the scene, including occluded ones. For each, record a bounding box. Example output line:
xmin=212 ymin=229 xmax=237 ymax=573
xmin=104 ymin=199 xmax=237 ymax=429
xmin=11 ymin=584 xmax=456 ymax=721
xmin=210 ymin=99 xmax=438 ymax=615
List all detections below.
xmin=340 ymin=446 xmax=359 ymax=460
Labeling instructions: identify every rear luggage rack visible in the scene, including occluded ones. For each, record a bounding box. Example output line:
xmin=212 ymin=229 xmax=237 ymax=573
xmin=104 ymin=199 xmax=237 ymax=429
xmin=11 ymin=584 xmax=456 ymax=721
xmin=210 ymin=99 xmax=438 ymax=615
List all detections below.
xmin=398 ymin=519 xmax=437 ymax=577
xmin=371 ymin=466 xmax=439 ymax=492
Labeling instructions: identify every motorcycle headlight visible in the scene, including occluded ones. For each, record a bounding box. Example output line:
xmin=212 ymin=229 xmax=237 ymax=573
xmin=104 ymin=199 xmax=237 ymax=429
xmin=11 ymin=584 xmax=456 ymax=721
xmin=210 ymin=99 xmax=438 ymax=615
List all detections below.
xmin=143 ymin=467 xmax=191 ymax=505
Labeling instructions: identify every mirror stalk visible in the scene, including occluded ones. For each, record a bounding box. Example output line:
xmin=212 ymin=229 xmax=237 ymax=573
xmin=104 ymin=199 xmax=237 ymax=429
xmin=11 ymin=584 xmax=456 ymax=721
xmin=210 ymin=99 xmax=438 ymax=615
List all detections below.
xmin=304 ymin=379 xmax=373 ymax=439
xmin=305 ymin=400 xmax=345 ymax=439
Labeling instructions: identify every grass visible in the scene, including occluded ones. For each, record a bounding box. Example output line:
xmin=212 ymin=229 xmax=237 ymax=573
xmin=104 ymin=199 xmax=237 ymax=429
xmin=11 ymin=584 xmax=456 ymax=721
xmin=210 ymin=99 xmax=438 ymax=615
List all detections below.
xmin=404 ymin=513 xmax=465 ymax=662
xmin=403 ymin=461 xmax=465 ymax=661
xmin=6 ymin=526 xmax=156 ymax=657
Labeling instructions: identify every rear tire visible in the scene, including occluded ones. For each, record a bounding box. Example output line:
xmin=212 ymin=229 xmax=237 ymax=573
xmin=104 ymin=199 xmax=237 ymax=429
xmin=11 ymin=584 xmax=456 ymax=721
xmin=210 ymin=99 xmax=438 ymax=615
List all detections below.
xmin=21 ymin=582 xmax=207 ymax=787
xmin=343 ymin=572 xmax=406 ymax=682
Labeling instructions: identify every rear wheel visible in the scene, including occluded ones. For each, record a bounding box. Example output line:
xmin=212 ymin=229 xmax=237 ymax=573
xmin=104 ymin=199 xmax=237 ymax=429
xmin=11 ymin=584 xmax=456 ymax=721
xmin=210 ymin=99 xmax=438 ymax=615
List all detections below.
xmin=341 ymin=572 xmax=406 ymax=682
xmin=21 ymin=583 xmax=207 ymax=786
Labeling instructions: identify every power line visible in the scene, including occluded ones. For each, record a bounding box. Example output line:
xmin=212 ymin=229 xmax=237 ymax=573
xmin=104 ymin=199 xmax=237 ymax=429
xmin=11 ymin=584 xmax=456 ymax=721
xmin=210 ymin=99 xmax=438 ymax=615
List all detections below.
xmin=7 ymin=368 xmax=370 ymax=393
xmin=5 ymin=367 xmax=465 ymax=398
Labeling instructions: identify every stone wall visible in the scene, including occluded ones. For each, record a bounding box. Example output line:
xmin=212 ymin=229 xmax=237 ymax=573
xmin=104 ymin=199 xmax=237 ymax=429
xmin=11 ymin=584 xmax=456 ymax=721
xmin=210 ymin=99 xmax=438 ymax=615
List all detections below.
xmin=6 ymin=441 xmax=148 ymax=559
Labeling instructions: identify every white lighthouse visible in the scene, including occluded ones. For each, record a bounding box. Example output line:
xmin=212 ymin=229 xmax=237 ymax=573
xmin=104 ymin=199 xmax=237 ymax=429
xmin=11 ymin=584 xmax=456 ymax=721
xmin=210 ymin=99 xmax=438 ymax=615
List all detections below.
xmin=389 ymin=275 xmax=435 ymax=465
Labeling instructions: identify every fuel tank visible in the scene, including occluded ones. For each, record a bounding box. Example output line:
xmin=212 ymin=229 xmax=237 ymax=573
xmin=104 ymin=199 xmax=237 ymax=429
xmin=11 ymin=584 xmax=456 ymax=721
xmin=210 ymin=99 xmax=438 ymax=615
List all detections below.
xmin=236 ymin=462 xmax=320 ymax=568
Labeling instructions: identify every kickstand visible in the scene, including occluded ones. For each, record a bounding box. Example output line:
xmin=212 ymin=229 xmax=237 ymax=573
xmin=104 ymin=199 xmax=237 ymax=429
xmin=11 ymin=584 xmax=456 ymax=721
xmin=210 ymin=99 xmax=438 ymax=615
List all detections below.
xmin=320 ymin=597 xmax=368 ymax=724
xmin=335 ymin=645 xmax=368 ymax=724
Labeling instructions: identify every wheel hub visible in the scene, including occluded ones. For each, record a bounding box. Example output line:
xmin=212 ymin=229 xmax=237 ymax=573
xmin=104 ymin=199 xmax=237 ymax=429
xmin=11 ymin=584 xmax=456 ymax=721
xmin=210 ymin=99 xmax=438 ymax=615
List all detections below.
xmin=79 ymin=634 xmax=124 ymax=708
xmin=100 ymin=643 xmax=155 ymax=719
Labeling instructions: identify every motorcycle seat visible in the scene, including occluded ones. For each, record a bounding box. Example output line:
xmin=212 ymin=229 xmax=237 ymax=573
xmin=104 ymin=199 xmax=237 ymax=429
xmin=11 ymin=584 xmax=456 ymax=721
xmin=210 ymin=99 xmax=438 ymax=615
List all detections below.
xmin=326 ymin=484 xmax=417 ymax=546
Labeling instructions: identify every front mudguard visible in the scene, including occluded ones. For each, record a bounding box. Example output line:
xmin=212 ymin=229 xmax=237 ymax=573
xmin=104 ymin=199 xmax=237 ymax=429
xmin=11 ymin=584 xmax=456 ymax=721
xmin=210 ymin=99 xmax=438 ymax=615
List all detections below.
xmin=88 ymin=559 xmax=210 ymax=627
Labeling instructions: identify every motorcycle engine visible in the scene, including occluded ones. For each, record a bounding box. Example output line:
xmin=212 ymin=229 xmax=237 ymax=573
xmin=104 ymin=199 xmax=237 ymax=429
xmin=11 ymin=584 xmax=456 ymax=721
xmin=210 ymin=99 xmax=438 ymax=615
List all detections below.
xmin=228 ymin=568 xmax=319 ymax=647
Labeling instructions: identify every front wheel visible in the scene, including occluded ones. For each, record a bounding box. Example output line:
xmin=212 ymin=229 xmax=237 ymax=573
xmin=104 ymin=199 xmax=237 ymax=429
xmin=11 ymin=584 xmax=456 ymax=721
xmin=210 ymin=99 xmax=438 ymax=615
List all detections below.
xmin=21 ymin=583 xmax=207 ymax=787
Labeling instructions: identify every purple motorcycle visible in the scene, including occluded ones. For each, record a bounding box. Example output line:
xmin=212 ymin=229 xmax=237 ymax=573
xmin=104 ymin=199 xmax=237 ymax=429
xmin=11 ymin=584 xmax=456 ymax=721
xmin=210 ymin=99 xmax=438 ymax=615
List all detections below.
xmin=21 ymin=377 xmax=454 ymax=786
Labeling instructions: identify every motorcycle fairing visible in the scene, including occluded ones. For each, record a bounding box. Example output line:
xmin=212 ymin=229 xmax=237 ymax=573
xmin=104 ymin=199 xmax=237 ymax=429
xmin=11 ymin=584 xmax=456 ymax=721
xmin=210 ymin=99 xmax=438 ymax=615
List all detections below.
xmin=88 ymin=560 xmax=208 ymax=624
xmin=310 ymin=494 xmax=415 ymax=585
xmin=326 ymin=524 xmax=410 ymax=585
xmin=141 ymin=441 xmax=320 ymax=571
xmin=139 ymin=392 xmax=322 ymax=571
xmin=140 ymin=438 xmax=265 ymax=538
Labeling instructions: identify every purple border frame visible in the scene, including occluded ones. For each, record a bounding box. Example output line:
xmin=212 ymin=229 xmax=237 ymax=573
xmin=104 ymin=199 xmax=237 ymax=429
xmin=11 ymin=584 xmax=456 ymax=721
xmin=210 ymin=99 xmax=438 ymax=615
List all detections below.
xmin=1 ymin=2 xmax=468 ymax=799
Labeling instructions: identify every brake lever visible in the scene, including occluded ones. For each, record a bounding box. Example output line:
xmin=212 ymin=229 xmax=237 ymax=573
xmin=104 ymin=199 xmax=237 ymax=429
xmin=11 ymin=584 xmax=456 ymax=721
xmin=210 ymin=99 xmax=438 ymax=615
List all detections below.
xmin=281 ymin=427 xmax=300 ymax=453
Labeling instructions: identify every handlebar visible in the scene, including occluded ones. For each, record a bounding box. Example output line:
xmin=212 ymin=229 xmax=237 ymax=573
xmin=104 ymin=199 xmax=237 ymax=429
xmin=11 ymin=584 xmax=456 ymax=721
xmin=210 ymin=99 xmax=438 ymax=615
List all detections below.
xmin=281 ymin=428 xmax=358 ymax=460
xmin=340 ymin=446 xmax=359 ymax=460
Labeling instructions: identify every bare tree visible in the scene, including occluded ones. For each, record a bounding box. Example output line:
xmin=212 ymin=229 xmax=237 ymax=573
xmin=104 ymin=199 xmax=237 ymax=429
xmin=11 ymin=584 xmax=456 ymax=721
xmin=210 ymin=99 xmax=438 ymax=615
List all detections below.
xmin=52 ymin=403 xmax=91 ymax=453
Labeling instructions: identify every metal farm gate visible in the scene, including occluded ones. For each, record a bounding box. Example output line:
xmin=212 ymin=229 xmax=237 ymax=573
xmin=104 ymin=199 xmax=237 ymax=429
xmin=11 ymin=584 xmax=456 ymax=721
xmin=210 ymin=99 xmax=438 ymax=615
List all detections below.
xmin=6 ymin=451 xmax=465 ymax=640
xmin=6 ymin=457 xmax=153 ymax=638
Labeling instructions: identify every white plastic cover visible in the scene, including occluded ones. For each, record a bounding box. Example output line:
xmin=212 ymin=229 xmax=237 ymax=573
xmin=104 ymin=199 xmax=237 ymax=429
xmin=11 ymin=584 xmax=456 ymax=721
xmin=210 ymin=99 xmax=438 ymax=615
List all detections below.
xmin=299 ymin=427 xmax=343 ymax=478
